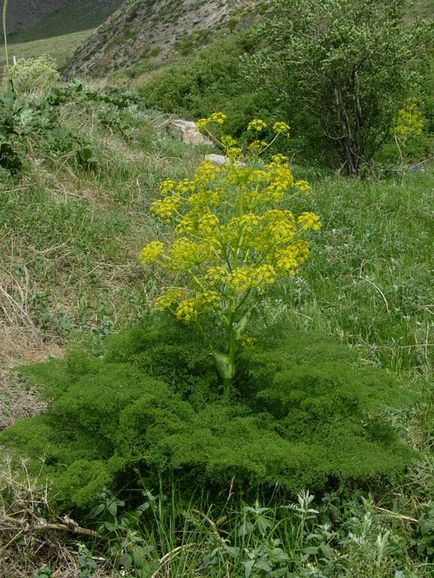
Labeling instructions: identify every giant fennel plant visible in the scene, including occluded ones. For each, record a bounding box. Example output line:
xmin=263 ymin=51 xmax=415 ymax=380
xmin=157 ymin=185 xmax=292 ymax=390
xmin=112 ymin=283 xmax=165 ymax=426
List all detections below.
xmin=140 ymin=115 xmax=320 ymax=398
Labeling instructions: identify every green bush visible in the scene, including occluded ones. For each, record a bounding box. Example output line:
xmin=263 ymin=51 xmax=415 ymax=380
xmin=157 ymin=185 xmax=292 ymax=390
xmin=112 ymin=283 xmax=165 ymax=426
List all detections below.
xmin=1 ymin=318 xmax=413 ymax=511
xmin=0 ymin=93 xmax=27 ymax=174
xmin=246 ymin=0 xmax=432 ymax=173
xmin=139 ymin=35 xmax=278 ymax=138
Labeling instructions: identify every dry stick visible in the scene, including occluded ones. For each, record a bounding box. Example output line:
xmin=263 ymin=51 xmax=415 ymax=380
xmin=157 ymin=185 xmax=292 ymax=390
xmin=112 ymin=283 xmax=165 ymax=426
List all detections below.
xmin=374 ymin=506 xmax=418 ymax=523
xmin=359 ymin=276 xmax=390 ymax=312
xmin=0 ymin=514 xmax=104 ymax=538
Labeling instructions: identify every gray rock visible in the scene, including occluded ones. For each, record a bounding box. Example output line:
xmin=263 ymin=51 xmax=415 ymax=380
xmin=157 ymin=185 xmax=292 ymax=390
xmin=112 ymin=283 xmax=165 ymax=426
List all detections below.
xmin=205 ymin=154 xmax=246 ymax=167
xmin=205 ymin=154 xmax=230 ymax=166
xmin=166 ymin=119 xmax=212 ymax=146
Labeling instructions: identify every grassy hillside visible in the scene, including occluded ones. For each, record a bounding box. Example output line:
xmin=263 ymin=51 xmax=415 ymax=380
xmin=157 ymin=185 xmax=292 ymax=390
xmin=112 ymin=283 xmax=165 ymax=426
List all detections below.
xmin=0 ymin=3 xmax=433 ymax=575
xmin=0 ymin=28 xmax=95 ymax=67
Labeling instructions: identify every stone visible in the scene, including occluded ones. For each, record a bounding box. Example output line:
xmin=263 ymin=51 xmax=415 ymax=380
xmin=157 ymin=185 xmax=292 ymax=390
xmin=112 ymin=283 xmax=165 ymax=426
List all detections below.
xmin=166 ymin=119 xmax=212 ymax=146
xmin=205 ymin=154 xmax=246 ymax=167
xmin=205 ymin=153 xmax=230 ymax=166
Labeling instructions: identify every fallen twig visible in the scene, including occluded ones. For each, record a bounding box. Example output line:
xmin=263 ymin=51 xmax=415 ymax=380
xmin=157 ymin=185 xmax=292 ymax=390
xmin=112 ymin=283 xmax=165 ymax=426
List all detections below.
xmin=0 ymin=514 xmax=103 ymax=538
xmin=374 ymin=506 xmax=418 ymax=523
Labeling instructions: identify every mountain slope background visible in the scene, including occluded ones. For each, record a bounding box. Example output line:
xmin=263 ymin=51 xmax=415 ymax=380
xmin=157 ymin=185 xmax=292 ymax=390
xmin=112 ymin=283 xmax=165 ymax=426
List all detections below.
xmin=2 ymin=0 xmax=120 ymax=42
xmin=63 ymin=0 xmax=257 ymax=78
xmin=1 ymin=1 xmax=432 ymax=77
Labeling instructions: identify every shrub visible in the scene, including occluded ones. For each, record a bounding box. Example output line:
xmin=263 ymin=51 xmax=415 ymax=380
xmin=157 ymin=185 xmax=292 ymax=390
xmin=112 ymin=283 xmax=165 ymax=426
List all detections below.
xmin=139 ymin=34 xmax=275 ymax=138
xmin=0 ymin=93 xmax=38 ymax=174
xmin=4 ymin=56 xmax=60 ymax=97
xmin=0 ymin=318 xmax=413 ymax=511
xmin=245 ymin=0 xmax=432 ymax=173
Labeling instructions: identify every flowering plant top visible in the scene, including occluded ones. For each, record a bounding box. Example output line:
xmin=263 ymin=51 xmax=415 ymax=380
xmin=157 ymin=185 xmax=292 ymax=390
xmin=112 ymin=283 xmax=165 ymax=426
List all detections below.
xmin=140 ymin=114 xmax=320 ymax=397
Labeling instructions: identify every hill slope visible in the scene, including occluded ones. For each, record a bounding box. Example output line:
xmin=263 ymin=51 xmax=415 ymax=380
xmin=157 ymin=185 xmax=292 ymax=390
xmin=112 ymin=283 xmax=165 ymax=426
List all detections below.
xmin=4 ymin=0 xmax=120 ymax=42
xmin=63 ymin=0 xmax=433 ymax=79
xmin=63 ymin=0 xmax=255 ymax=78
xmin=1 ymin=28 xmax=96 ymax=68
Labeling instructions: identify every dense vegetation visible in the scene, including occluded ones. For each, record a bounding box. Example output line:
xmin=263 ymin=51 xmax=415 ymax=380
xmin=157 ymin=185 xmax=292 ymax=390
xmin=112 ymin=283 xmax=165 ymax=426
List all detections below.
xmin=0 ymin=1 xmax=433 ymax=576
xmin=139 ymin=0 xmax=433 ymax=171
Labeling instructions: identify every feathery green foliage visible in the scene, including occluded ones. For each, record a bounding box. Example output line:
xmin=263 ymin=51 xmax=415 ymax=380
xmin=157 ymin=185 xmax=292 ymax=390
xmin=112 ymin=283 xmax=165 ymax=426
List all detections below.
xmin=2 ymin=318 xmax=413 ymax=510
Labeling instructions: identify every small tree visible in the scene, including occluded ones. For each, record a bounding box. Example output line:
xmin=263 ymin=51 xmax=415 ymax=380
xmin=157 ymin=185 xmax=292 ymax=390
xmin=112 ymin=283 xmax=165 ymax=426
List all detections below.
xmin=140 ymin=114 xmax=320 ymax=400
xmin=247 ymin=0 xmax=432 ymax=173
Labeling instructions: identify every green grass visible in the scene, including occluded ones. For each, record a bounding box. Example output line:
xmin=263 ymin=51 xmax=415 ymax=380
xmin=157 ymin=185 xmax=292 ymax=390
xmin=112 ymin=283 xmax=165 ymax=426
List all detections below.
xmin=0 ymin=94 xmax=205 ymax=356
xmin=0 ymin=28 xmax=95 ymax=68
xmin=414 ymin=0 xmax=434 ymax=17
xmin=278 ymin=171 xmax=434 ymax=375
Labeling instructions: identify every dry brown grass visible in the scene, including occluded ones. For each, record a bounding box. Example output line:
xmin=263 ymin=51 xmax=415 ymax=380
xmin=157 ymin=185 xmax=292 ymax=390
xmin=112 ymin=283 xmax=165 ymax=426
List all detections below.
xmin=0 ymin=324 xmax=63 ymax=431
xmin=0 ymin=457 xmax=114 ymax=577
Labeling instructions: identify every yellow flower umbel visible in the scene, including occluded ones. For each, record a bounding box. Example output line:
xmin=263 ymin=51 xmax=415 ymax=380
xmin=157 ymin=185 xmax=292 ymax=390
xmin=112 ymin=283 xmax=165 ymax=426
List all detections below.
xmin=273 ymin=121 xmax=290 ymax=135
xmin=393 ymin=99 xmax=425 ymax=164
xmin=141 ymin=115 xmax=320 ymax=399
xmin=196 ymin=112 xmax=227 ymax=132
xmin=394 ymin=99 xmax=424 ymax=142
xmin=139 ymin=241 xmax=165 ymax=265
xmin=248 ymin=119 xmax=268 ymax=132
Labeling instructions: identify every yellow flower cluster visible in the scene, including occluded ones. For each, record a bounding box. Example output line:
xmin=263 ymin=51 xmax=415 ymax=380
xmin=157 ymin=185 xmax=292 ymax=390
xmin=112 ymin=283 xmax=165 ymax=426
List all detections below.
xmin=159 ymin=180 xmax=177 ymax=195
xmin=151 ymin=195 xmax=182 ymax=221
xmin=273 ymin=121 xmax=290 ymax=135
xmin=228 ymin=264 xmax=276 ymax=292
xmin=297 ymin=212 xmax=322 ymax=231
xmin=175 ymin=298 xmax=198 ymax=322
xmin=295 ymin=180 xmax=311 ymax=192
xmin=140 ymin=115 xmax=320 ymax=330
xmin=168 ymin=237 xmax=214 ymax=271
xmin=155 ymin=287 xmax=185 ymax=311
xmin=196 ymin=112 xmax=227 ymax=131
xmin=139 ymin=241 xmax=165 ymax=264
xmin=240 ymin=336 xmax=256 ymax=348
xmin=174 ymin=291 xmax=221 ymax=322
xmin=205 ymin=266 xmax=227 ymax=285
xmin=209 ymin=112 xmax=227 ymax=124
xmin=275 ymin=241 xmax=310 ymax=274
xmin=268 ymin=154 xmax=289 ymax=166
xmin=248 ymin=139 xmax=268 ymax=153
xmin=221 ymin=135 xmax=238 ymax=148
xmin=394 ymin=99 xmax=424 ymax=141
xmin=248 ymin=119 xmax=267 ymax=132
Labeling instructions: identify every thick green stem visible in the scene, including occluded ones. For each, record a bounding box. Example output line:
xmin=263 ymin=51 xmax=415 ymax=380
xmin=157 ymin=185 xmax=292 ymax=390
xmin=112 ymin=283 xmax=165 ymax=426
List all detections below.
xmin=2 ymin=0 xmax=8 ymax=67
xmin=214 ymin=308 xmax=237 ymax=401
xmin=224 ymin=322 xmax=236 ymax=401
